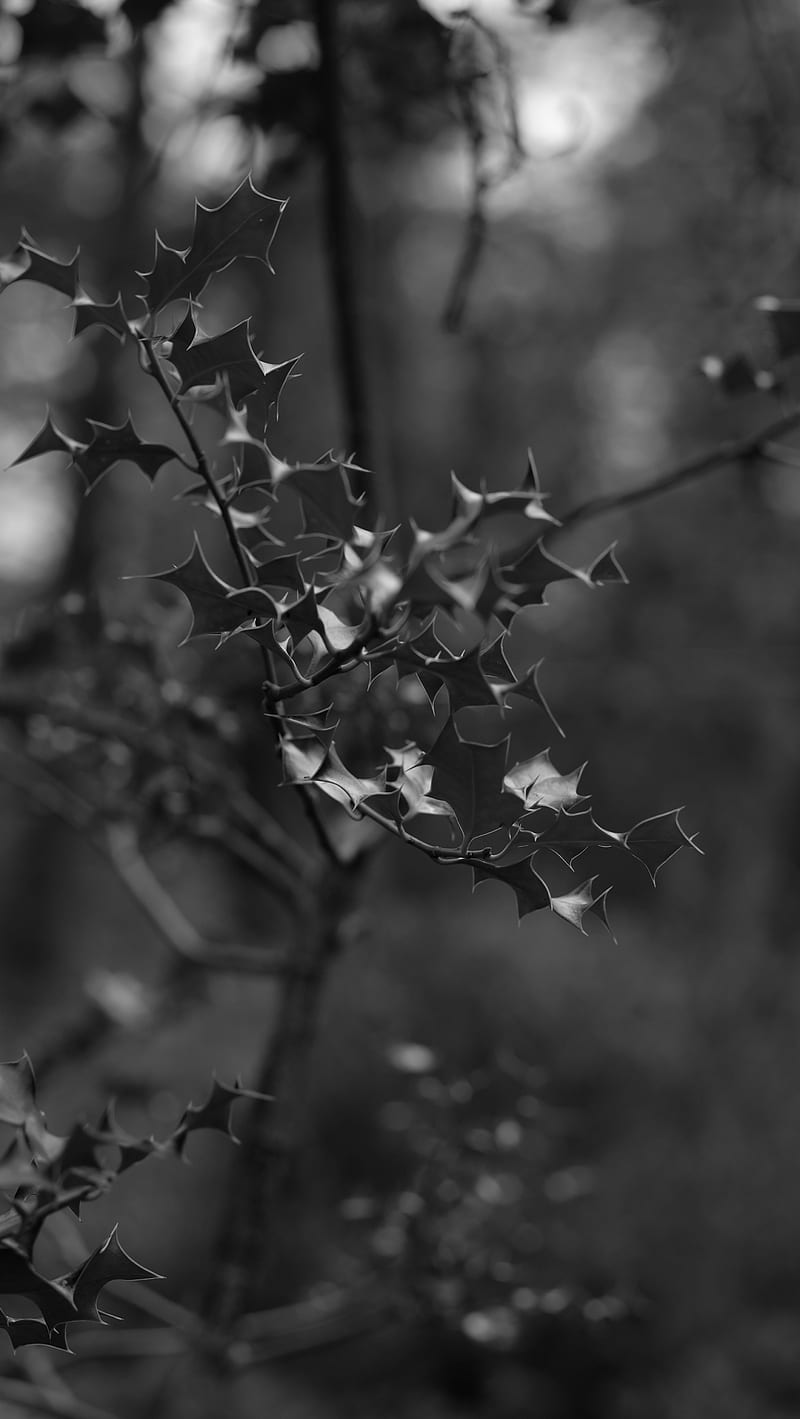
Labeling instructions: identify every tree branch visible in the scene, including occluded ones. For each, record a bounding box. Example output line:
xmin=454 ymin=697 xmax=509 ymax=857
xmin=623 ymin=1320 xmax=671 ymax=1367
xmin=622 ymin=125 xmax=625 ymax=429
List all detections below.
xmin=0 ymin=749 xmax=292 ymax=976
xmin=0 ymin=683 xmax=309 ymax=883
xmin=0 ymin=1379 xmax=118 ymax=1419
xmin=549 ymin=402 xmax=800 ymax=537
xmin=135 ymin=332 xmax=341 ymax=864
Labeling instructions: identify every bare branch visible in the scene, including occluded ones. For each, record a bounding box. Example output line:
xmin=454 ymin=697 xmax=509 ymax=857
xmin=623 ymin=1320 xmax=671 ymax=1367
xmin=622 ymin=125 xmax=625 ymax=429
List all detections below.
xmin=443 ymin=15 xmax=525 ymax=332
xmin=0 ymin=683 xmax=309 ymax=884
xmin=0 ymin=1379 xmax=119 ymax=1419
xmin=549 ymin=402 xmax=800 ymax=538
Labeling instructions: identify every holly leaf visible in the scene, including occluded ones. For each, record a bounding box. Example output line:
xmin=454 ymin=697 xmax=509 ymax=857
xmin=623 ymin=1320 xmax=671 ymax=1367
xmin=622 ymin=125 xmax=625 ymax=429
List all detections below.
xmin=503 ymin=749 xmax=587 ymax=812
xmin=498 ymin=539 xmax=591 ymax=610
xmin=0 ymin=1136 xmax=41 ymax=1192
xmin=10 ymin=413 xmax=180 ymax=491
xmin=168 ymin=312 xmax=297 ymax=415
xmin=384 ymin=746 xmax=455 ymax=821
xmin=0 ymin=1246 xmax=76 ymax=1330
xmin=51 ymin=1120 xmax=113 ymax=1190
xmin=58 ymin=1227 xmax=161 ymax=1323
xmin=253 ymin=553 xmax=304 ymax=597
xmin=550 ymin=877 xmax=612 ymax=933
xmin=282 ymin=739 xmax=385 ymax=810
xmin=171 ymin=1077 xmax=268 ymax=1156
xmin=623 ymin=809 xmax=698 ymax=882
xmin=0 ymin=1310 xmax=68 ymax=1351
xmin=71 ymin=290 xmax=129 ymax=342
xmin=90 ymin=1101 xmax=163 ymax=1174
xmin=0 ymin=1055 xmax=63 ymax=1163
xmin=371 ymin=624 xmax=500 ymax=716
xmin=220 ymin=615 xmax=297 ymax=670
xmin=472 ymin=850 xmax=552 ymax=920
xmin=145 ymin=536 xmax=243 ymax=643
xmin=411 ymin=454 xmax=558 ymax=558
xmin=0 ymin=230 xmax=78 ymax=299
xmin=141 ymin=175 xmax=285 ymax=314
xmin=273 ymin=458 xmax=364 ymax=543
xmin=423 ymin=717 xmax=518 ymax=846
xmin=585 ymin=543 xmax=627 ymax=586
xmin=482 ymin=642 xmax=562 ymax=735
xmin=532 ymin=808 xmax=620 ymax=867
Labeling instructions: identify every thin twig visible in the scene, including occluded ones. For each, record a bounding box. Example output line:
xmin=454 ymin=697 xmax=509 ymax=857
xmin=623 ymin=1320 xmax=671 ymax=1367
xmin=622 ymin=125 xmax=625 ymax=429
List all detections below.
xmin=548 ymin=401 xmax=800 ymax=538
xmin=262 ymin=615 xmax=377 ymax=706
xmin=138 ymin=335 xmax=253 ymax=589
xmin=0 ymin=1379 xmax=119 ymax=1419
xmin=0 ymin=683 xmax=307 ymax=881
xmin=443 ymin=15 xmax=525 ymax=332
xmin=104 ymin=823 xmax=292 ymax=974
xmin=0 ymin=749 xmax=291 ymax=976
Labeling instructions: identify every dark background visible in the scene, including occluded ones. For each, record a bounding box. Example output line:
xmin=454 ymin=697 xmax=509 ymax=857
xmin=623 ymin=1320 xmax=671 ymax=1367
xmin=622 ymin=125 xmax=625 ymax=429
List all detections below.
xmin=2 ymin=1 xmax=800 ymax=1415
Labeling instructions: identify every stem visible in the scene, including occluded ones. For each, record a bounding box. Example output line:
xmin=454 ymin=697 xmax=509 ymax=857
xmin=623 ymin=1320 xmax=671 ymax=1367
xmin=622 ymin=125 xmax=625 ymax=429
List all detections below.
xmin=0 ymin=749 xmax=293 ymax=975
xmin=0 ymin=1379 xmax=118 ymax=1419
xmin=262 ymin=615 xmax=378 ymax=706
xmin=0 ymin=683 xmax=308 ymax=881
xmin=207 ymin=865 xmax=354 ymax=1328
xmin=137 ymin=335 xmax=254 ymax=589
xmin=355 ymin=799 xmax=472 ymax=861
xmin=136 ymin=334 xmax=344 ymax=866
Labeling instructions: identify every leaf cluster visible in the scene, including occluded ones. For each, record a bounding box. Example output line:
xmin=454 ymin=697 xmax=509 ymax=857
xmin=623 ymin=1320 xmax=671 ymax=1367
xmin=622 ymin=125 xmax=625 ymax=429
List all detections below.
xmin=0 ymin=1054 xmax=264 ymax=1351
xmin=0 ymin=175 xmax=698 ymax=943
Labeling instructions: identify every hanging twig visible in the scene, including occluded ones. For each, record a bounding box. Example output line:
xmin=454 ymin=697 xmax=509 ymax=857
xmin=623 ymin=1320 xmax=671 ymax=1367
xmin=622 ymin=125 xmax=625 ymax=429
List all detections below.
xmin=443 ymin=15 xmax=525 ymax=331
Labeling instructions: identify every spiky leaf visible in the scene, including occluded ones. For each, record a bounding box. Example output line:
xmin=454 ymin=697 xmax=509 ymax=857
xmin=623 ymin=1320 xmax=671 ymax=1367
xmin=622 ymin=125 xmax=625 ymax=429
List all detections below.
xmin=141 ymin=175 xmax=285 ymax=313
xmin=424 ymin=717 xmax=517 ymax=846
xmin=623 ymin=809 xmax=698 ymax=882
xmin=0 ymin=230 xmax=78 ymax=299
xmin=10 ymin=414 xmax=179 ymax=490
xmin=171 ymin=1077 xmax=268 ymax=1156
xmin=59 ymin=1227 xmax=161 ymax=1323
xmin=472 ymin=850 xmax=552 ymax=920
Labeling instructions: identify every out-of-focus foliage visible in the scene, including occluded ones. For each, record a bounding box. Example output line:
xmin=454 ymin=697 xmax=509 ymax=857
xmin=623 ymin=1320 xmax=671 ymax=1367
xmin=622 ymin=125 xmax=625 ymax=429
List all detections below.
xmin=1 ymin=1 xmax=800 ymax=1417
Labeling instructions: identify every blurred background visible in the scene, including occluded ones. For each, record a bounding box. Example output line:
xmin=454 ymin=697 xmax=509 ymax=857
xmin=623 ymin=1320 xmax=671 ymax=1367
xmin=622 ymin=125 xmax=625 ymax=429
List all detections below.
xmin=2 ymin=0 xmax=800 ymax=1415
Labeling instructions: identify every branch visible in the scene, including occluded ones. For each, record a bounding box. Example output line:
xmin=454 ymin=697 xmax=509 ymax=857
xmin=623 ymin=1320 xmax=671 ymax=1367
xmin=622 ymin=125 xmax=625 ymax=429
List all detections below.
xmin=104 ymin=823 xmax=292 ymax=975
xmin=135 ymin=331 xmax=342 ymax=867
xmin=550 ymin=402 xmax=800 ymax=537
xmin=0 ymin=749 xmax=292 ymax=976
xmin=354 ymin=799 xmax=474 ymax=862
xmin=443 ymin=15 xmax=524 ymax=332
xmin=0 ymin=1379 xmax=118 ymax=1419
xmin=0 ymin=683 xmax=309 ymax=883
xmin=262 ymin=615 xmax=378 ymax=707
xmin=137 ymin=334 xmax=253 ymax=589
xmin=207 ymin=864 xmax=355 ymax=1327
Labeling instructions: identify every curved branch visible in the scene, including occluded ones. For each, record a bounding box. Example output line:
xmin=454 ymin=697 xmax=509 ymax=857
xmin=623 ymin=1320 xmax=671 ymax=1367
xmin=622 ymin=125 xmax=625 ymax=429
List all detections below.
xmin=550 ymin=402 xmax=800 ymax=536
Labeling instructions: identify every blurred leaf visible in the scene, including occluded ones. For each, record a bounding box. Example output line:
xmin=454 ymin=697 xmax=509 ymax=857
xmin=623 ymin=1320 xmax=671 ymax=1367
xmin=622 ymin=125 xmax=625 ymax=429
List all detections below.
xmin=171 ymin=1077 xmax=269 ymax=1156
xmin=0 ymin=230 xmax=78 ymax=300
xmin=756 ymin=295 xmax=800 ymax=359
